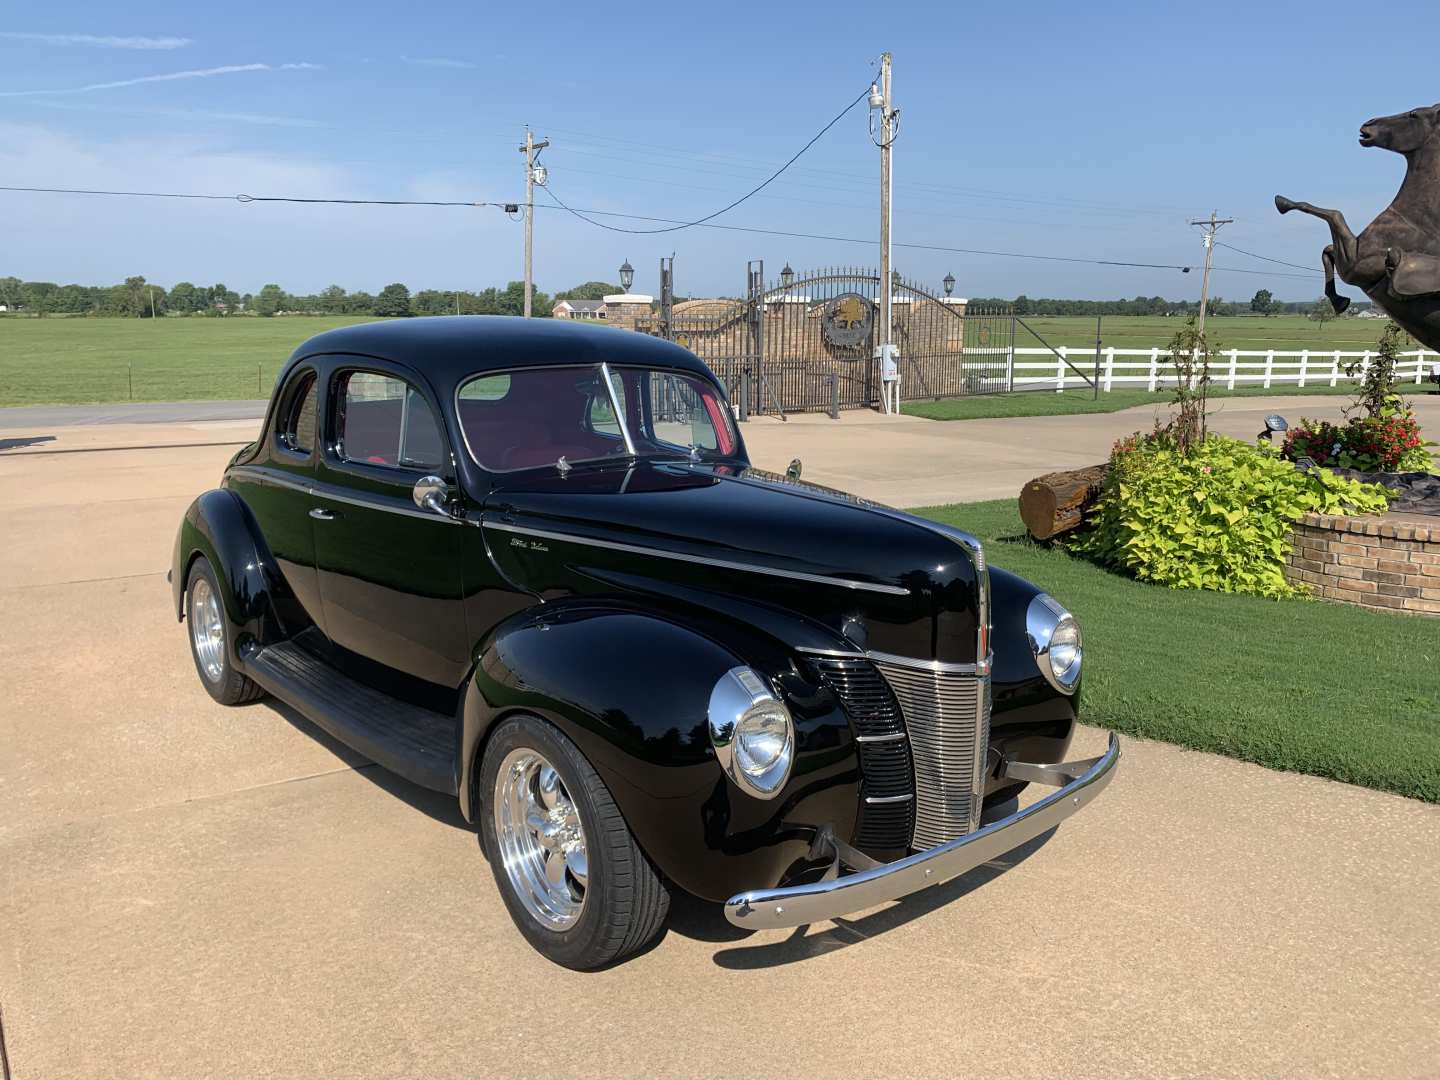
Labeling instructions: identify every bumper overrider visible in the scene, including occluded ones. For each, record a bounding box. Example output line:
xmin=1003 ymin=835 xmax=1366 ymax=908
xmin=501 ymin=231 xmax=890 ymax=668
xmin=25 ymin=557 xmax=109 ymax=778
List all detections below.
xmin=724 ymin=732 xmax=1120 ymax=930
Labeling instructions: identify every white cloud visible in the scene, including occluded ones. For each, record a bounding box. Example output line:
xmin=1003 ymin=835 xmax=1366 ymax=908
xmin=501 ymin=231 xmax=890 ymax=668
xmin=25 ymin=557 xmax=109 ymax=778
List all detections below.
xmin=0 ymin=62 xmax=322 ymax=98
xmin=28 ymin=100 xmax=326 ymax=128
xmin=401 ymin=55 xmax=476 ymax=70
xmin=0 ymin=31 xmax=192 ymax=50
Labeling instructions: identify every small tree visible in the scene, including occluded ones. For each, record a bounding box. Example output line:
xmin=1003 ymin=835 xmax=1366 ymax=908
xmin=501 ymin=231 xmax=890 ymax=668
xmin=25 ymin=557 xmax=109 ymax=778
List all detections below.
xmin=374 ymin=283 xmax=413 ymax=317
xmin=1166 ymin=317 xmax=1217 ymax=453
xmin=1250 ymin=288 xmax=1274 ymax=315
xmin=1309 ymin=296 xmax=1334 ymax=332
xmin=1346 ymin=322 xmax=1407 ymax=419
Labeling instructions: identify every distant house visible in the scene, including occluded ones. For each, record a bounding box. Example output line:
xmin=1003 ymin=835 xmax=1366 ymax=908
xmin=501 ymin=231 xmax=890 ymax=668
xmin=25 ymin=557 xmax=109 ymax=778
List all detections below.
xmin=552 ymin=298 xmax=606 ymax=320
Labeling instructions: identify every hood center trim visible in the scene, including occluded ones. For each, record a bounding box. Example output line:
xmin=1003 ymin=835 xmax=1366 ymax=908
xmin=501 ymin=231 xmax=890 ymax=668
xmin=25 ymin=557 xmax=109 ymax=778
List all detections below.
xmin=481 ymin=520 xmax=911 ymax=596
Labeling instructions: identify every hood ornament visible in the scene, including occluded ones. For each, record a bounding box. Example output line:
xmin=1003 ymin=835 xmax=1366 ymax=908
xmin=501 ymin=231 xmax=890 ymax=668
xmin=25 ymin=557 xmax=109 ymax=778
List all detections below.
xmin=785 ymin=458 xmax=803 ymax=482
xmin=556 ymin=455 xmax=571 ymax=477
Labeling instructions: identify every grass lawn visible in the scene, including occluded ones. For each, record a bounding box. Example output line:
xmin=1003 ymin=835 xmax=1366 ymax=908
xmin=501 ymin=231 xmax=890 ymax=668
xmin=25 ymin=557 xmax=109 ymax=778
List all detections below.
xmin=2 ymin=313 xmax=1434 ymax=408
xmin=0 ymin=315 xmax=382 ymax=406
xmin=901 ymin=383 xmax=1439 ymax=422
xmin=1016 ymin=313 xmax=1401 ymax=352
xmin=913 ymin=499 xmax=1440 ymax=803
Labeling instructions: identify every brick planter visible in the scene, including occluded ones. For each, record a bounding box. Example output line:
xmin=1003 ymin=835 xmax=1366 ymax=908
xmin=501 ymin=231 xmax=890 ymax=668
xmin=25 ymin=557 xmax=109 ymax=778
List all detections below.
xmin=1286 ymin=513 xmax=1440 ymax=616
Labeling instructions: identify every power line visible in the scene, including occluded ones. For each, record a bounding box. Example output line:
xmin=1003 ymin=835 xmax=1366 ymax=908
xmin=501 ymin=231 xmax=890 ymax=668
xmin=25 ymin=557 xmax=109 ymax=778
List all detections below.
xmin=538 ymin=84 xmax=873 ymax=235
xmin=1215 ymin=240 xmax=1319 ymax=273
xmin=0 ymin=182 xmax=1319 ymax=278
xmin=528 ymin=204 xmax=1318 ymax=277
xmin=0 ymin=184 xmax=501 ymax=207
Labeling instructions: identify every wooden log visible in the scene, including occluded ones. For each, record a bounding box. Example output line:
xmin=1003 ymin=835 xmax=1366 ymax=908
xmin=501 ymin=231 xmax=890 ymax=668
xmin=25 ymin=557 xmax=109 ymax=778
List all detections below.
xmin=1018 ymin=464 xmax=1109 ymax=541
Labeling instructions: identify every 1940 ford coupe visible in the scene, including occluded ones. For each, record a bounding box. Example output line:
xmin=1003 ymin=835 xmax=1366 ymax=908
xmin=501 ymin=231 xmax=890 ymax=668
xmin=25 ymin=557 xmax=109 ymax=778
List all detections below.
xmin=171 ymin=317 xmax=1118 ymax=969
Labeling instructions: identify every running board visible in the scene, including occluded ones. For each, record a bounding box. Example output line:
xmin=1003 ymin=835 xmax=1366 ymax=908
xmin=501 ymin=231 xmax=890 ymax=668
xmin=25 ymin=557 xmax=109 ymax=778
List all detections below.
xmin=244 ymin=640 xmax=458 ymax=795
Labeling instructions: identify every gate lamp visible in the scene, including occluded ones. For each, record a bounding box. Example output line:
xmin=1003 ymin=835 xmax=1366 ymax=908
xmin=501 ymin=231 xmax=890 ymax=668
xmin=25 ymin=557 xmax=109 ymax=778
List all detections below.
xmin=619 ymin=260 xmax=635 ymax=293
xmin=781 ymin=264 xmax=794 ymax=288
xmin=943 ymin=271 xmax=955 ymax=297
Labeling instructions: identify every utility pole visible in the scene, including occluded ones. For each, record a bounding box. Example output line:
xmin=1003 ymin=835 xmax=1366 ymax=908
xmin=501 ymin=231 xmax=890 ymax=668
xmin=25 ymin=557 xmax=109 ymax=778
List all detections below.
xmin=874 ymin=53 xmax=895 ymax=411
xmin=519 ymin=129 xmax=550 ymax=318
xmin=1190 ymin=210 xmax=1233 ymax=341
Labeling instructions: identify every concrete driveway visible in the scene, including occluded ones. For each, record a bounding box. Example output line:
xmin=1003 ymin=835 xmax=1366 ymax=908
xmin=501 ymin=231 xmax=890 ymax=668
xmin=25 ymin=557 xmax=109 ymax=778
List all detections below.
xmin=1 ymin=400 xmax=1438 ymax=1079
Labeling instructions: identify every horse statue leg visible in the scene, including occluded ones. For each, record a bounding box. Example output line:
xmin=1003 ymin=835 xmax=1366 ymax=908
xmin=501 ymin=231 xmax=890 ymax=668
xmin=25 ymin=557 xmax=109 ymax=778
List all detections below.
xmin=1321 ymin=246 xmax=1350 ymax=314
xmin=1276 ymin=195 xmax=1363 ymax=310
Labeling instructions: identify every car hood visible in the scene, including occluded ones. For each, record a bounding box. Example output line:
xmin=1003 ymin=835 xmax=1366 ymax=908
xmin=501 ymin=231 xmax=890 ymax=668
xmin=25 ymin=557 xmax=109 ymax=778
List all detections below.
xmin=483 ymin=461 xmax=984 ymax=664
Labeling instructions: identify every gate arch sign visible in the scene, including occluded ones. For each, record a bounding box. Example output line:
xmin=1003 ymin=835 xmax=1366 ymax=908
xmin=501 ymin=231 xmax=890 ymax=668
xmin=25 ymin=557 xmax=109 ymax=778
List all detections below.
xmin=821 ymin=292 xmax=875 ymax=349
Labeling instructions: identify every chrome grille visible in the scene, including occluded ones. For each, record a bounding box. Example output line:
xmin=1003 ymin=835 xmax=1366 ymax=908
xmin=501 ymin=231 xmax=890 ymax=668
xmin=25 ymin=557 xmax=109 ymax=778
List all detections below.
xmin=808 ymin=656 xmax=915 ymax=853
xmin=873 ymin=661 xmax=991 ymax=850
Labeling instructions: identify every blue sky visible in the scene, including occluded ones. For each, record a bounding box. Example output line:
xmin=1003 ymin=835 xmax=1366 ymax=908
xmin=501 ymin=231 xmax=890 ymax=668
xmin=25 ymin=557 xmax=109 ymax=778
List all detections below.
xmin=3 ymin=0 xmax=1438 ymax=301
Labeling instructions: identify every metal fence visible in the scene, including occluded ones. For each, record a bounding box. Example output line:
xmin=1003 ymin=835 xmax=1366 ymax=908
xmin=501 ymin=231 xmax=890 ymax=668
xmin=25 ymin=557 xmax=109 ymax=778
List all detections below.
xmin=637 ymin=262 xmax=1018 ymax=416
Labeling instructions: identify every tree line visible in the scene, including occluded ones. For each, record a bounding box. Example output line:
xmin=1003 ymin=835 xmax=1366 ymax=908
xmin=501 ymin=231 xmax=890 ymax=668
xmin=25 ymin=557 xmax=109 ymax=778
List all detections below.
xmin=0 ymin=276 xmax=624 ymax=319
xmin=967 ymin=291 xmax=1371 ymax=318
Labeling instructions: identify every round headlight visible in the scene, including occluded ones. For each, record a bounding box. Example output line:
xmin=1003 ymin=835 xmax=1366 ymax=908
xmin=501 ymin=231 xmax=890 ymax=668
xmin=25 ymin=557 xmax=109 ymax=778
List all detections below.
xmin=1026 ymin=594 xmax=1083 ymax=695
xmin=708 ymin=667 xmax=794 ymax=799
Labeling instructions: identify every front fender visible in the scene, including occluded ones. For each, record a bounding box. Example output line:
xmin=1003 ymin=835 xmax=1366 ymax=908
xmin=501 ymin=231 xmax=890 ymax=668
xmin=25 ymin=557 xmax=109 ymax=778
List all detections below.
xmin=986 ymin=566 xmax=1078 ymax=789
xmin=171 ymin=489 xmax=282 ymax=664
xmin=459 ymin=600 xmax=860 ymax=901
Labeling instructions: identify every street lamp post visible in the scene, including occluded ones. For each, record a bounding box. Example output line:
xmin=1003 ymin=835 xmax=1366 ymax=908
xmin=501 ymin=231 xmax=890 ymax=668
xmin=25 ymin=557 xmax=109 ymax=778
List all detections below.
xmin=780 ymin=264 xmax=795 ymax=289
xmin=619 ymin=260 xmax=635 ymax=293
xmin=943 ymin=271 xmax=955 ymax=298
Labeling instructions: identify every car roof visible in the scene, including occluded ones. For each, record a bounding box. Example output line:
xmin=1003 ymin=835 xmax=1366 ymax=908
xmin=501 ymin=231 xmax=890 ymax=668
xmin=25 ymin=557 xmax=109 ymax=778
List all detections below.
xmin=288 ymin=315 xmax=715 ymax=392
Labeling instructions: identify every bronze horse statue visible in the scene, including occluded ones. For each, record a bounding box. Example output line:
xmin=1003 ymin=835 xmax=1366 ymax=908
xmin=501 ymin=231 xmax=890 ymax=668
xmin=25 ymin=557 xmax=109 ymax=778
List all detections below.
xmin=1276 ymin=103 xmax=1440 ymax=351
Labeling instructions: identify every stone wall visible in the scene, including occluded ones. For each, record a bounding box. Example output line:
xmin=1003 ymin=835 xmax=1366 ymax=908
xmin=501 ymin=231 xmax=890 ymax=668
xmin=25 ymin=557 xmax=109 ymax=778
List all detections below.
xmin=1285 ymin=513 xmax=1440 ymax=616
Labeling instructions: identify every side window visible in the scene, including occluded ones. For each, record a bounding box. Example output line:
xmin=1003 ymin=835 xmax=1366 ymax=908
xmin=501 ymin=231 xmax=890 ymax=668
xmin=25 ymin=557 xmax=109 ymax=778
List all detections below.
xmin=277 ymin=372 xmax=318 ymax=456
xmin=335 ymin=371 xmax=444 ymax=470
xmin=648 ymin=371 xmax=718 ymax=451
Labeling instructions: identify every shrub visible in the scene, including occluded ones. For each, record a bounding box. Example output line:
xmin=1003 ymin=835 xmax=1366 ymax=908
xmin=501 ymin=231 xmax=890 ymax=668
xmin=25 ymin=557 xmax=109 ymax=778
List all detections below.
xmin=1284 ymin=411 xmax=1431 ymax=472
xmin=1073 ymin=434 xmax=1390 ymax=598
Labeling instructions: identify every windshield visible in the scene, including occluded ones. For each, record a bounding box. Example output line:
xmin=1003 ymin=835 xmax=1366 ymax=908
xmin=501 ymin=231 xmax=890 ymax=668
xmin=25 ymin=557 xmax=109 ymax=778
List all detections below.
xmin=457 ymin=364 xmax=740 ymax=472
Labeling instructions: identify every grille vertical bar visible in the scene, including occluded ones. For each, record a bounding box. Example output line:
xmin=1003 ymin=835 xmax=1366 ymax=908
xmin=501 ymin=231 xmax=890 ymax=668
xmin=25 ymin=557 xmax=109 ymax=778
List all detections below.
xmin=874 ymin=662 xmax=990 ymax=850
xmin=808 ymin=656 xmax=915 ymax=852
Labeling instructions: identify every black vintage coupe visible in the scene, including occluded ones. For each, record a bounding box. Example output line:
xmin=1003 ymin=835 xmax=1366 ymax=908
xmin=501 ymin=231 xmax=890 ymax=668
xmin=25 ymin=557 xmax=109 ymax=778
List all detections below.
xmin=171 ymin=317 xmax=1118 ymax=969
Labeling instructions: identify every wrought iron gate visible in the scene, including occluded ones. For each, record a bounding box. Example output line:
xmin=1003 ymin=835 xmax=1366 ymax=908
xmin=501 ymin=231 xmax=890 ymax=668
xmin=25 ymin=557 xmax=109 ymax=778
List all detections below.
xmin=637 ymin=262 xmax=1017 ymax=416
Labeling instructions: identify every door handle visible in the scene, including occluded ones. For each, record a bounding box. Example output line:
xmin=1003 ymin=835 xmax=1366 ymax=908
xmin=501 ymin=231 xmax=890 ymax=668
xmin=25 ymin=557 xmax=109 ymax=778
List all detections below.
xmin=309 ymin=507 xmax=336 ymax=521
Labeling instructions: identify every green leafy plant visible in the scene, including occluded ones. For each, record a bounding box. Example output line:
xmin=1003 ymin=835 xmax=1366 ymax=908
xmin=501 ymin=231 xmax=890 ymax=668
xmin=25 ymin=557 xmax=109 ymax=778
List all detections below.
xmin=1073 ymin=434 xmax=1390 ymax=598
xmin=1282 ymin=323 xmax=1434 ymax=472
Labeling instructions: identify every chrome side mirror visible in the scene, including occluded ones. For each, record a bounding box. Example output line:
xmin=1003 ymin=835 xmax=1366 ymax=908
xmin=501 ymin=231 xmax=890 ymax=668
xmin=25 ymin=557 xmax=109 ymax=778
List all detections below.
xmin=412 ymin=475 xmax=452 ymax=517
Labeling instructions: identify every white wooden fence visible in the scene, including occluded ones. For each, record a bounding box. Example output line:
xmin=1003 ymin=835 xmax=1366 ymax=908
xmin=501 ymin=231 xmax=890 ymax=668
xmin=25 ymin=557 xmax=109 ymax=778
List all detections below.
xmin=994 ymin=347 xmax=1440 ymax=393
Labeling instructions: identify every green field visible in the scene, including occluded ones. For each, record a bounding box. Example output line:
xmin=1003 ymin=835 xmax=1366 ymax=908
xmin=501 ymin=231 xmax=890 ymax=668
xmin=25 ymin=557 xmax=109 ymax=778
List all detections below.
xmin=0 ymin=316 xmax=382 ymax=405
xmin=1016 ymin=313 xmax=1400 ymax=352
xmin=0 ymin=313 xmax=1427 ymax=408
xmin=913 ymin=500 xmax=1439 ymax=802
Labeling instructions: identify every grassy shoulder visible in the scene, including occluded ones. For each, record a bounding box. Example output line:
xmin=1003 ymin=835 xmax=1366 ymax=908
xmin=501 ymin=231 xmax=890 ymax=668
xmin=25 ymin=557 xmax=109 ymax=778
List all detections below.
xmin=912 ymin=499 xmax=1439 ymax=802
xmin=0 ymin=315 xmax=381 ymax=405
xmin=902 ymin=384 xmax=1437 ymax=422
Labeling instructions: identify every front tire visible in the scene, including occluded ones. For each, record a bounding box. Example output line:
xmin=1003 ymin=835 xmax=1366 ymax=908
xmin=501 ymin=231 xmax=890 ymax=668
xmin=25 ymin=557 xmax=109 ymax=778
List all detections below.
xmin=480 ymin=715 xmax=669 ymax=970
xmin=185 ymin=557 xmax=265 ymax=706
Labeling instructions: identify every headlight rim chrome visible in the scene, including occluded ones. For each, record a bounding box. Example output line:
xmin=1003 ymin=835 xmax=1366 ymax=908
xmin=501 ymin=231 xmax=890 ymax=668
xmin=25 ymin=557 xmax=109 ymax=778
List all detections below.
xmin=707 ymin=666 xmax=795 ymax=800
xmin=1026 ymin=593 xmax=1083 ymax=695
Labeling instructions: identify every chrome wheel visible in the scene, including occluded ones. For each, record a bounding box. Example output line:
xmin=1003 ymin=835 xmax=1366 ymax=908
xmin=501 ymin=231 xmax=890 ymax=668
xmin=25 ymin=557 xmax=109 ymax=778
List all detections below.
xmin=190 ymin=577 xmax=226 ymax=684
xmin=492 ymin=748 xmax=589 ymax=929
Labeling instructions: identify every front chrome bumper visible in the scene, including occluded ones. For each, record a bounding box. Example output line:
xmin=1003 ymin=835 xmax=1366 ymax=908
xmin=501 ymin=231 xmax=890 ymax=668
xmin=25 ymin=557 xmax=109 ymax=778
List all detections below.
xmin=724 ymin=732 xmax=1120 ymax=930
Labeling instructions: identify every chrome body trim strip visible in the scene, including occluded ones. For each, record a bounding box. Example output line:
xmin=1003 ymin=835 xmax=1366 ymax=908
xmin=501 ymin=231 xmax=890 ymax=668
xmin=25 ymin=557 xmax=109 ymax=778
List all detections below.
xmin=724 ymin=734 xmax=1120 ymax=930
xmin=854 ymin=732 xmax=907 ymax=744
xmin=480 ymin=521 xmax=911 ymax=596
xmin=228 ymin=466 xmax=462 ymax=524
xmin=863 ymin=793 xmax=914 ymax=805
xmin=795 ymin=646 xmax=992 ymax=675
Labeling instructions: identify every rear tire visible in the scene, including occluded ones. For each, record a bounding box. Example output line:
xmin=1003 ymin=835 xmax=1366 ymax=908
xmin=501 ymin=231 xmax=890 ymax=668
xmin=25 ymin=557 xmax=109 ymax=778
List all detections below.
xmin=185 ymin=557 xmax=265 ymax=706
xmin=480 ymin=715 xmax=669 ymax=970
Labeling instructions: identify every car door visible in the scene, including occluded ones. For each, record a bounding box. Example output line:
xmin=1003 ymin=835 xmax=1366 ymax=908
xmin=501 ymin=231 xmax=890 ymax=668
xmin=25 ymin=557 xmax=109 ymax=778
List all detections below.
xmin=226 ymin=364 xmax=326 ymax=633
xmin=311 ymin=363 xmax=469 ymax=689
